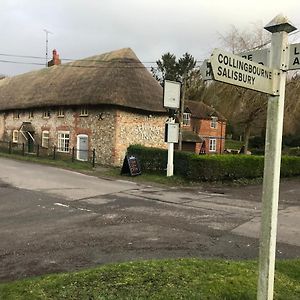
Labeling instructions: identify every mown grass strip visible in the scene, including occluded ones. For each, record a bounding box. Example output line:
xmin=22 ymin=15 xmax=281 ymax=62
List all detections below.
xmin=0 ymin=259 xmax=299 ymax=300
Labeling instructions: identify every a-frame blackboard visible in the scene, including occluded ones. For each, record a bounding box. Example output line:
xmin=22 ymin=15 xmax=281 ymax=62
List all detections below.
xmin=121 ymin=155 xmax=141 ymax=176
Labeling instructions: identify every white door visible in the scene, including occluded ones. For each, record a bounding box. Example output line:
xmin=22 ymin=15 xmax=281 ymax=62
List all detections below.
xmin=77 ymin=134 xmax=88 ymax=161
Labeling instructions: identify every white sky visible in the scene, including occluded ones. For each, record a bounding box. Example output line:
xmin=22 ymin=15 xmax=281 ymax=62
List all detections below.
xmin=1 ymin=0 xmax=300 ymax=76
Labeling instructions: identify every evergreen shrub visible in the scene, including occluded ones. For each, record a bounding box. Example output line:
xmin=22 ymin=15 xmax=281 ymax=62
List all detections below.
xmin=127 ymin=145 xmax=300 ymax=181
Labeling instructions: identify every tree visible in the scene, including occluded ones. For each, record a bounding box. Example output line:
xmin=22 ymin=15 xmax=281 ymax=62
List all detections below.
xmin=151 ymin=52 xmax=196 ymax=86
xmin=203 ymin=23 xmax=272 ymax=153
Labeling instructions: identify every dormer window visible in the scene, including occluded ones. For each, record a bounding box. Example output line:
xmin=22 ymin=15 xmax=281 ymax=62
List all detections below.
xmin=183 ymin=113 xmax=191 ymax=126
xmin=210 ymin=116 xmax=218 ymax=129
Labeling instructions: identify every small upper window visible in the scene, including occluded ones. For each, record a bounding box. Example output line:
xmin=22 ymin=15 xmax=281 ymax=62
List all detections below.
xmin=13 ymin=111 xmax=20 ymax=119
xmin=43 ymin=110 xmax=51 ymax=118
xmin=210 ymin=117 xmax=218 ymax=129
xmin=80 ymin=107 xmax=88 ymax=117
xmin=12 ymin=130 xmax=19 ymax=143
xmin=57 ymin=107 xmax=65 ymax=117
xmin=183 ymin=113 xmax=191 ymax=126
xmin=29 ymin=111 xmax=34 ymax=118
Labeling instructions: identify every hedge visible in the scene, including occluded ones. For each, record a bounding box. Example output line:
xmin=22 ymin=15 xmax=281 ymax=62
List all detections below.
xmin=127 ymin=144 xmax=300 ymax=181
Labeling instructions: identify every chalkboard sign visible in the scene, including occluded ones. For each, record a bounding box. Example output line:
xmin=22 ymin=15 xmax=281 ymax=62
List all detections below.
xmin=121 ymin=155 xmax=141 ymax=176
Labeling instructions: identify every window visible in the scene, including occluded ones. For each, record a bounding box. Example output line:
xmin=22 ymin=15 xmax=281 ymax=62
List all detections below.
xmin=210 ymin=116 xmax=218 ymax=129
xmin=42 ymin=131 xmax=49 ymax=148
xmin=12 ymin=130 xmax=19 ymax=143
xmin=58 ymin=131 xmax=70 ymax=152
xmin=29 ymin=111 xmax=34 ymax=118
xmin=209 ymin=138 xmax=217 ymax=152
xmin=183 ymin=113 xmax=191 ymax=126
xmin=57 ymin=107 xmax=65 ymax=117
xmin=43 ymin=110 xmax=51 ymax=118
xmin=13 ymin=111 xmax=20 ymax=119
xmin=80 ymin=107 xmax=88 ymax=116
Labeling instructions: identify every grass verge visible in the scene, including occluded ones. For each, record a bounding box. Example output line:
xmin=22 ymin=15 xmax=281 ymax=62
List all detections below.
xmin=0 ymin=152 xmax=93 ymax=171
xmin=0 ymin=258 xmax=299 ymax=300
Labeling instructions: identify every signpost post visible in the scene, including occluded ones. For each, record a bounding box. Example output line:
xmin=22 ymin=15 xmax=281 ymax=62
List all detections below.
xmin=163 ymin=80 xmax=181 ymax=177
xmin=208 ymin=14 xmax=297 ymax=300
xmin=257 ymin=16 xmax=296 ymax=300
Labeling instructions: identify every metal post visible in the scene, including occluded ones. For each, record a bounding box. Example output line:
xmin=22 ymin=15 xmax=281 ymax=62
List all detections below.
xmin=257 ymin=16 xmax=296 ymax=300
xmin=72 ymin=147 xmax=75 ymax=162
xmin=178 ymin=76 xmax=186 ymax=151
xmin=167 ymin=118 xmax=175 ymax=177
xmin=53 ymin=145 xmax=56 ymax=160
xmin=92 ymin=149 xmax=96 ymax=167
xmin=8 ymin=141 xmax=12 ymax=154
xmin=37 ymin=144 xmax=40 ymax=157
xmin=22 ymin=143 xmax=25 ymax=156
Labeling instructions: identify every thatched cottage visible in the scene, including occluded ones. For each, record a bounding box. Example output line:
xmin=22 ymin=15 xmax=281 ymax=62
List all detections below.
xmin=0 ymin=48 xmax=168 ymax=166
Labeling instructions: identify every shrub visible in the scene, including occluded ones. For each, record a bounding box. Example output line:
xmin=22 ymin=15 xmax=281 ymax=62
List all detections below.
xmin=127 ymin=145 xmax=300 ymax=182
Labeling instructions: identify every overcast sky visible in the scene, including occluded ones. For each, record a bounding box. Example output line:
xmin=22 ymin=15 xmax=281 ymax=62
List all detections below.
xmin=1 ymin=0 xmax=300 ymax=76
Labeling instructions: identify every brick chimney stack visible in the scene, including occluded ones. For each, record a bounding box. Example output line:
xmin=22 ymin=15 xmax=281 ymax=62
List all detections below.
xmin=48 ymin=49 xmax=61 ymax=67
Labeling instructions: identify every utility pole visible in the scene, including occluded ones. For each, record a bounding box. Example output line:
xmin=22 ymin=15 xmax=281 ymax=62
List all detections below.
xmin=43 ymin=29 xmax=53 ymax=67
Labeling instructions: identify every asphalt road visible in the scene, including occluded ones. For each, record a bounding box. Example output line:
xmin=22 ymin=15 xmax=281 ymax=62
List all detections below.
xmin=0 ymin=157 xmax=299 ymax=282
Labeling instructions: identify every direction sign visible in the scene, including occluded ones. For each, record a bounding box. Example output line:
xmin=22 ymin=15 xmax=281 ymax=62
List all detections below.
xmin=210 ymin=48 xmax=279 ymax=95
xmin=288 ymin=43 xmax=300 ymax=70
xmin=201 ymin=48 xmax=270 ymax=81
xmin=200 ymin=59 xmax=212 ymax=80
xmin=239 ymin=48 xmax=270 ymax=66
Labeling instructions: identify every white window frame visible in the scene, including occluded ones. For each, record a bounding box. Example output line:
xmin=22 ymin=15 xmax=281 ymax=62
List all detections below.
xmin=57 ymin=107 xmax=65 ymax=117
xmin=80 ymin=107 xmax=88 ymax=117
xmin=57 ymin=131 xmax=70 ymax=153
xmin=12 ymin=130 xmax=19 ymax=143
xmin=42 ymin=131 xmax=49 ymax=148
xmin=183 ymin=112 xmax=191 ymax=126
xmin=210 ymin=116 xmax=218 ymax=129
xmin=209 ymin=138 xmax=217 ymax=152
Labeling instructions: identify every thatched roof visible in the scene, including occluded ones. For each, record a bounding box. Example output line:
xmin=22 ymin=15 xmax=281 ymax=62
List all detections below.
xmin=185 ymin=100 xmax=226 ymax=121
xmin=0 ymin=48 xmax=166 ymax=113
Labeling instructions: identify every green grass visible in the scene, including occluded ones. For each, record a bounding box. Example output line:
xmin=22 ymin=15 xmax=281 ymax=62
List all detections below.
xmin=0 ymin=259 xmax=299 ymax=300
xmin=0 ymin=152 xmax=93 ymax=171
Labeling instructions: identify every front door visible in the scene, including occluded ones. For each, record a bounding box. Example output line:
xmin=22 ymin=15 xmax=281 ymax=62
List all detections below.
xmin=77 ymin=134 xmax=88 ymax=161
xmin=27 ymin=132 xmax=35 ymax=153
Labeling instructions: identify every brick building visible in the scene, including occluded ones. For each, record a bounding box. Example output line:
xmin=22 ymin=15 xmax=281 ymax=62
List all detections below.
xmin=0 ymin=48 xmax=168 ymax=166
xmin=179 ymin=100 xmax=226 ymax=154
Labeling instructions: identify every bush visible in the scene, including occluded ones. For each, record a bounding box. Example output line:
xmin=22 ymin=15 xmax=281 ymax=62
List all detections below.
xmin=249 ymin=136 xmax=265 ymax=149
xmin=127 ymin=145 xmax=300 ymax=182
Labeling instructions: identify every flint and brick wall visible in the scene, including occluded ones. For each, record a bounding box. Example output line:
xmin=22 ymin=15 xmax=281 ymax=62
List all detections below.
xmin=0 ymin=106 xmax=167 ymax=166
xmin=114 ymin=110 xmax=167 ymax=165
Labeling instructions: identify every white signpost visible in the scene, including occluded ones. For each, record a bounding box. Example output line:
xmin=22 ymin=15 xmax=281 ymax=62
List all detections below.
xmin=163 ymin=80 xmax=181 ymax=177
xmin=208 ymin=14 xmax=297 ymax=300
xmin=210 ymin=48 xmax=279 ymax=95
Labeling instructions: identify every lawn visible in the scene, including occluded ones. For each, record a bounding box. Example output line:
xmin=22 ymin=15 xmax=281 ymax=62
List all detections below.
xmin=0 ymin=259 xmax=299 ymax=300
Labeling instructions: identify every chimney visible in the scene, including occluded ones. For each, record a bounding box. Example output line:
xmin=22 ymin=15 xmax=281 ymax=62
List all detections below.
xmin=48 ymin=49 xmax=61 ymax=67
